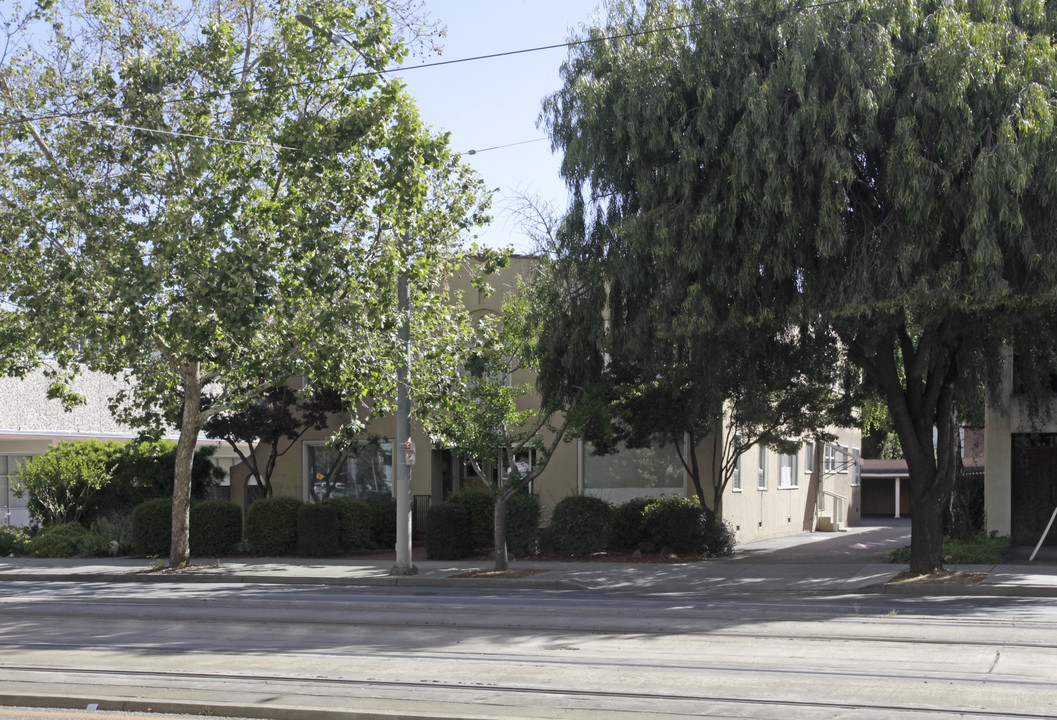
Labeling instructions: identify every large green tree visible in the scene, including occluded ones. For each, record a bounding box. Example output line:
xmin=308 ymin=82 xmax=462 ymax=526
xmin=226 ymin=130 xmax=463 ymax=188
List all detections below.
xmin=0 ymin=0 xmax=487 ymax=565
xmin=544 ymin=0 xmax=1057 ymax=573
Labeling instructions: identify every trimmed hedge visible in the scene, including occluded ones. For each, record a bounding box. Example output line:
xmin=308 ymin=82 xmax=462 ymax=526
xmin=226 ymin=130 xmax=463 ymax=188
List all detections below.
xmin=547 ymin=495 xmax=613 ymax=556
xmin=448 ymin=489 xmax=495 ymax=550
xmin=297 ymin=504 xmax=341 ymax=557
xmin=320 ymin=497 xmax=371 ymax=551
xmin=609 ymin=497 xmax=653 ymax=552
xmin=426 ymin=502 xmax=471 ymax=560
xmin=505 ymin=493 xmax=540 ymax=556
xmin=246 ymin=496 xmax=303 ymax=556
xmin=642 ymin=495 xmax=736 ymax=557
xmin=189 ymin=500 xmax=243 ymax=557
xmin=643 ymin=496 xmax=707 ymax=554
xmin=26 ymin=522 xmax=89 ymax=558
xmin=367 ymin=498 xmax=397 ymax=549
xmin=132 ymin=497 xmax=173 ymax=557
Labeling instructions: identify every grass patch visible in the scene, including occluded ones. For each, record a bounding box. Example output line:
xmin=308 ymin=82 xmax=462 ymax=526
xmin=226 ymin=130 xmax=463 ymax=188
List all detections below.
xmin=890 ymin=533 xmax=1011 ymax=565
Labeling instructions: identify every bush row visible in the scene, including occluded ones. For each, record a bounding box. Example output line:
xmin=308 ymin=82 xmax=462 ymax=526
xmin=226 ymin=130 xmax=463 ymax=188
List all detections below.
xmin=426 ymin=491 xmax=540 ymax=560
xmin=544 ymin=494 xmax=736 ymax=558
xmin=425 ymin=491 xmax=736 ymax=561
xmin=129 ymin=496 xmax=386 ymax=559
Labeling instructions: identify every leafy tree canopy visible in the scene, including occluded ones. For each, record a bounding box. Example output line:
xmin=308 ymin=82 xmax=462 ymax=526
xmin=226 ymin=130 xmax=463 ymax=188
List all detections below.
xmin=0 ymin=0 xmax=489 ymax=565
xmin=543 ymin=0 xmax=1057 ymax=572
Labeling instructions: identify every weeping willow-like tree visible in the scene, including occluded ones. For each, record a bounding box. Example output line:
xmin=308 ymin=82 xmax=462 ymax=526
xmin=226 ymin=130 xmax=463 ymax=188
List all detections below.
xmin=543 ymin=0 xmax=1057 ymax=573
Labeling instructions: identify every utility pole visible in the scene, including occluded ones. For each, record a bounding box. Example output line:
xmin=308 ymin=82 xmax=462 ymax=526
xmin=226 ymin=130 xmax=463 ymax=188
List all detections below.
xmin=391 ymin=239 xmax=417 ymax=575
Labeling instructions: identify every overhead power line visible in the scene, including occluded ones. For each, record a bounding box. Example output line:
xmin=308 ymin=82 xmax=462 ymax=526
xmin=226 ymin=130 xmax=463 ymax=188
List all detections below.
xmin=0 ymin=0 xmax=857 ymax=132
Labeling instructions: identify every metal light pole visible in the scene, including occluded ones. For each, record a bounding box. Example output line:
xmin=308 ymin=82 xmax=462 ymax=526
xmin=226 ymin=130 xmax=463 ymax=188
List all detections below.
xmin=296 ymin=13 xmax=415 ymax=574
xmin=392 ymin=239 xmax=417 ymax=575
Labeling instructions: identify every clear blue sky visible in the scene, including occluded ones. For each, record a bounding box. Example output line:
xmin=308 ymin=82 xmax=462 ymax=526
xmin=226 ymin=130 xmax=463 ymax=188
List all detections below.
xmin=398 ymin=0 xmax=606 ymax=252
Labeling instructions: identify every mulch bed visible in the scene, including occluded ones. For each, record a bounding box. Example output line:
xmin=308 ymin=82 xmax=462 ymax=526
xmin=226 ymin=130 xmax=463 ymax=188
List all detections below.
xmin=890 ymin=570 xmax=987 ymax=585
xmin=140 ymin=563 xmax=220 ymax=575
xmin=453 ymin=569 xmax=547 ymax=579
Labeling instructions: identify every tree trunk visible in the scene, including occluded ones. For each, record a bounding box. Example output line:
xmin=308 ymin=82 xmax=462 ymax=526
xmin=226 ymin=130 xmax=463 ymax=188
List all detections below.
xmin=909 ymin=490 xmax=947 ymax=573
xmin=493 ymin=492 xmax=509 ymax=571
xmin=170 ymin=362 xmax=203 ymax=567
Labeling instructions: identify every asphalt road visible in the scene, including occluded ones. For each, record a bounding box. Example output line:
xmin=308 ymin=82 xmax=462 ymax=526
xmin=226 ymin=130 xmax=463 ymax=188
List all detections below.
xmin=0 ymin=580 xmax=1055 ymax=719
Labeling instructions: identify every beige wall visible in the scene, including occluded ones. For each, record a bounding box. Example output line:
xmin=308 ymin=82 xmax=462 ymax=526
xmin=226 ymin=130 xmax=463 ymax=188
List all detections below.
xmin=720 ymin=426 xmax=861 ymax=544
xmin=233 ymin=256 xmax=862 ymax=548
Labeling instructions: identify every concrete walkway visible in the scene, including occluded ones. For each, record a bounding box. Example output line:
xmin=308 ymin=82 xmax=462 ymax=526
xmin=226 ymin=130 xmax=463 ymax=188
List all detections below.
xmin=2 ymin=518 xmax=1056 ymax=596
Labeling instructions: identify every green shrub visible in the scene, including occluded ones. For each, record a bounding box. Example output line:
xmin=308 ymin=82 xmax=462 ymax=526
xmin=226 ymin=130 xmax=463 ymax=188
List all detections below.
xmin=641 ymin=495 xmax=735 ymax=557
xmin=190 ymin=500 xmax=243 ymax=557
xmin=448 ymin=489 xmax=495 ymax=550
xmin=643 ymin=495 xmax=706 ymax=554
xmin=320 ymin=497 xmax=371 ymax=551
xmin=0 ymin=526 xmax=29 ymax=556
xmin=367 ymin=498 xmax=397 ymax=549
xmin=246 ymin=496 xmax=303 ymax=556
xmin=26 ymin=522 xmax=89 ymax=558
xmin=505 ymin=493 xmax=540 ymax=556
xmin=297 ymin=504 xmax=341 ymax=557
xmin=14 ymin=440 xmax=122 ymax=526
xmin=131 ymin=497 xmax=173 ymax=557
xmin=547 ymin=495 xmax=613 ymax=556
xmin=426 ymin=502 xmax=471 ymax=560
xmin=609 ymin=497 xmax=653 ymax=552
xmin=701 ymin=511 xmax=736 ymax=558
xmin=109 ymin=441 xmax=223 ymax=509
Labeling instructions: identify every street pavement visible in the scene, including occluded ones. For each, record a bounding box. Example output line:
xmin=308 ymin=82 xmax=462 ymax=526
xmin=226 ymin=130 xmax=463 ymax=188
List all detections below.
xmin=2 ymin=518 xmax=1055 ymax=596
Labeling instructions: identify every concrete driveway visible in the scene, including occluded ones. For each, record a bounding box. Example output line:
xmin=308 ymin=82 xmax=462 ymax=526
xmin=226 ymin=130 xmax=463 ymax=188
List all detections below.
xmin=732 ymin=517 xmax=912 ymax=564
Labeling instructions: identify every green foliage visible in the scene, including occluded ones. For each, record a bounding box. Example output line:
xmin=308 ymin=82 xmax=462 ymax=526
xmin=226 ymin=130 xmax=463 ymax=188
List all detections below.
xmin=297 ymin=504 xmax=341 ymax=558
xmin=320 ymin=497 xmax=371 ymax=551
xmin=426 ymin=502 xmax=472 ymax=560
xmin=131 ymin=498 xmax=173 ymax=557
xmin=891 ymin=534 xmax=1011 ymax=565
xmin=642 ymin=496 xmax=708 ymax=555
xmin=0 ymin=0 xmax=489 ymax=567
xmin=505 ymin=493 xmax=541 ymax=557
xmin=246 ymin=497 xmax=304 ymax=556
xmin=0 ymin=526 xmax=29 ymax=556
xmin=109 ymin=441 xmax=222 ymax=508
xmin=543 ymin=0 xmax=1057 ymax=572
xmin=546 ymin=495 xmax=613 ymax=556
xmin=14 ymin=440 xmax=121 ymax=526
xmin=608 ymin=497 xmax=653 ymax=552
xmin=448 ymin=489 xmax=495 ymax=550
xmin=367 ymin=498 xmax=397 ymax=550
xmin=79 ymin=515 xmax=132 ymax=558
xmin=25 ymin=522 xmax=89 ymax=558
xmin=189 ymin=500 xmax=243 ymax=557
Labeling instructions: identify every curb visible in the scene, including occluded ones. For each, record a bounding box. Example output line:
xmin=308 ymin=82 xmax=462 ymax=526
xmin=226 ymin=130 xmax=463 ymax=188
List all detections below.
xmin=0 ymin=570 xmax=583 ymax=591
xmin=881 ymin=581 xmax=1057 ymax=597
xmin=0 ymin=691 xmax=474 ymax=720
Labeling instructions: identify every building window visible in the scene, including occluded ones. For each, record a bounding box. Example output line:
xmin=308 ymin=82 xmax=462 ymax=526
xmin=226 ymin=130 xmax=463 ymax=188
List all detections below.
xmin=757 ymin=445 xmax=767 ymax=490
xmin=804 ymin=442 xmax=814 ymax=474
xmin=732 ymin=438 xmax=742 ymax=492
xmin=582 ymin=441 xmax=683 ymax=503
xmin=0 ymin=454 xmax=34 ymax=526
xmin=305 ymin=441 xmax=393 ymax=502
xmin=851 ymin=448 xmax=861 ymax=486
xmin=839 ymin=445 xmax=850 ymax=473
xmin=824 ymin=444 xmax=837 ymax=473
xmin=779 ymin=453 xmax=798 ymax=488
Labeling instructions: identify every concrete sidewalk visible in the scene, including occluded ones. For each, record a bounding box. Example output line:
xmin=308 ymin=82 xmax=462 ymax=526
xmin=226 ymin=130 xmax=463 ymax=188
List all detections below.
xmin=2 ymin=532 xmax=1056 ymax=596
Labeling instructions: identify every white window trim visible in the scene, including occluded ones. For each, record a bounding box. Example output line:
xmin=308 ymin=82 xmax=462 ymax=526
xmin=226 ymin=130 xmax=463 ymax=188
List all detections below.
xmin=778 ymin=451 xmax=798 ymax=489
xmin=757 ymin=445 xmax=767 ymax=490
